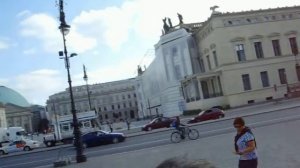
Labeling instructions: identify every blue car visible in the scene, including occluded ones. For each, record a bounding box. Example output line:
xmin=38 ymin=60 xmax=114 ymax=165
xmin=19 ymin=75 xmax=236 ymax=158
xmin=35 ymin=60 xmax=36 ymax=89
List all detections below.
xmin=79 ymin=130 xmax=126 ymax=148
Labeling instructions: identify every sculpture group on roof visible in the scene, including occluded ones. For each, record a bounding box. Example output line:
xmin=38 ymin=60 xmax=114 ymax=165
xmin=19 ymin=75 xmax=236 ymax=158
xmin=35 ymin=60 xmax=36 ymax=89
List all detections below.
xmin=162 ymin=13 xmax=184 ymax=35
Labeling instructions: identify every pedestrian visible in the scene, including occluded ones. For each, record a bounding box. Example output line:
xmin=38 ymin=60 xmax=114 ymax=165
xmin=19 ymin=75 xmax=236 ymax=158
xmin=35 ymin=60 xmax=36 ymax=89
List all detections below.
xmin=233 ymin=117 xmax=258 ymax=168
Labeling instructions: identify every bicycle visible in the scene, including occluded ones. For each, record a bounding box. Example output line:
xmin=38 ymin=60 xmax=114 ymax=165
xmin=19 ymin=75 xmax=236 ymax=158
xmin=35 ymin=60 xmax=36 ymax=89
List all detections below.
xmin=170 ymin=126 xmax=199 ymax=143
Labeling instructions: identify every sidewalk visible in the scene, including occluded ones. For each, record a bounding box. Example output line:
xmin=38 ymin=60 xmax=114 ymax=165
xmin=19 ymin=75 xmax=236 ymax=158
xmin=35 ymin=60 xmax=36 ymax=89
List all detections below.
xmin=64 ymin=116 xmax=300 ymax=168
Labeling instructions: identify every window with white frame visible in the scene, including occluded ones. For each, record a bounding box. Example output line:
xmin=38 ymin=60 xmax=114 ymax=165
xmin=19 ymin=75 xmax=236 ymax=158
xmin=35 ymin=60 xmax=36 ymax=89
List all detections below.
xmin=272 ymin=39 xmax=282 ymax=56
xmin=242 ymin=74 xmax=251 ymax=91
xmin=235 ymin=44 xmax=246 ymax=61
xmin=206 ymin=55 xmax=211 ymax=70
xmin=212 ymin=51 xmax=218 ymax=67
xmin=260 ymin=71 xmax=270 ymax=87
xmin=289 ymin=37 xmax=299 ymax=55
xmin=254 ymin=42 xmax=264 ymax=58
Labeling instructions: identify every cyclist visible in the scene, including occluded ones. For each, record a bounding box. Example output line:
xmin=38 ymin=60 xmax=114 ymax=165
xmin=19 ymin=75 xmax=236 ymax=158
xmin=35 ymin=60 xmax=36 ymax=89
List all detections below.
xmin=171 ymin=116 xmax=186 ymax=139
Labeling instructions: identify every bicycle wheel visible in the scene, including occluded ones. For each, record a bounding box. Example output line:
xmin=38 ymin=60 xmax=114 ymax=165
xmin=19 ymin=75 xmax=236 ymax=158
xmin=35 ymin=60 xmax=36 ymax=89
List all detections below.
xmin=170 ymin=131 xmax=182 ymax=143
xmin=188 ymin=128 xmax=199 ymax=140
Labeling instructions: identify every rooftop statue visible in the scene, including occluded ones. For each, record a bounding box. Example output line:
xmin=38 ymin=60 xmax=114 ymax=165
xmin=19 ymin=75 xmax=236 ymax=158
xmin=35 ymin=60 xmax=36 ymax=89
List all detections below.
xmin=177 ymin=13 xmax=183 ymax=24
xmin=210 ymin=5 xmax=221 ymax=15
xmin=168 ymin=18 xmax=173 ymax=28
xmin=163 ymin=17 xmax=170 ymax=33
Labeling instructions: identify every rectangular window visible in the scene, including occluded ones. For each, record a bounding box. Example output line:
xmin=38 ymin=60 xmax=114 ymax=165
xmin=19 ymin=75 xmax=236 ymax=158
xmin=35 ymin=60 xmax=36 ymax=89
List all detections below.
xmin=200 ymin=58 xmax=205 ymax=72
xmin=254 ymin=42 xmax=264 ymax=58
xmin=278 ymin=68 xmax=287 ymax=84
xmin=289 ymin=37 xmax=299 ymax=55
xmin=296 ymin=65 xmax=300 ymax=81
xmin=206 ymin=55 xmax=211 ymax=70
xmin=272 ymin=40 xmax=282 ymax=56
xmin=242 ymin=74 xmax=251 ymax=91
xmin=111 ymin=105 xmax=114 ymax=110
xmin=212 ymin=51 xmax=218 ymax=67
xmin=235 ymin=44 xmax=246 ymax=61
xmin=260 ymin=71 xmax=270 ymax=87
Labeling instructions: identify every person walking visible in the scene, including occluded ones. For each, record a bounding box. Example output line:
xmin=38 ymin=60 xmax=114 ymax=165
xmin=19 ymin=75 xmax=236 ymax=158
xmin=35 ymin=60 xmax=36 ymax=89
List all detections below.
xmin=233 ymin=117 xmax=258 ymax=168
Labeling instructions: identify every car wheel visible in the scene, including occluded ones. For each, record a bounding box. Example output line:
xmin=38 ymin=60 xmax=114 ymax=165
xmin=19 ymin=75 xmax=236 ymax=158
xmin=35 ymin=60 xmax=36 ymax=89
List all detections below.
xmin=112 ymin=138 xmax=119 ymax=144
xmin=46 ymin=141 xmax=53 ymax=147
xmin=147 ymin=127 xmax=152 ymax=131
xmin=0 ymin=150 xmax=5 ymax=155
xmin=82 ymin=143 xmax=87 ymax=149
xmin=24 ymin=146 xmax=31 ymax=151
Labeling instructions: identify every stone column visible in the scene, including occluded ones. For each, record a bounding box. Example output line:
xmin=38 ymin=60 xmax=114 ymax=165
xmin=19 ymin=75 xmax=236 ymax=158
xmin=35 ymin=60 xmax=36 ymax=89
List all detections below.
xmin=197 ymin=78 xmax=204 ymax=99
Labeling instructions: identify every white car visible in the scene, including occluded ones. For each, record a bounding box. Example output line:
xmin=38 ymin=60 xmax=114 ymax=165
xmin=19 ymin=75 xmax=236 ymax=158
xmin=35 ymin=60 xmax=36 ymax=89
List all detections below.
xmin=0 ymin=139 xmax=40 ymax=155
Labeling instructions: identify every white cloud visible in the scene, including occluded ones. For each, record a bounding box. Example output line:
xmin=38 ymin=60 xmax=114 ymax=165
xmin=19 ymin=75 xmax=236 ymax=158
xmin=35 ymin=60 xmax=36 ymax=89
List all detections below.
xmin=71 ymin=54 xmax=143 ymax=86
xmin=0 ymin=41 xmax=9 ymax=50
xmin=0 ymin=78 xmax=9 ymax=86
xmin=19 ymin=13 xmax=97 ymax=54
xmin=16 ymin=10 xmax=31 ymax=18
xmin=13 ymin=69 xmax=66 ymax=105
xmin=23 ymin=48 xmax=36 ymax=55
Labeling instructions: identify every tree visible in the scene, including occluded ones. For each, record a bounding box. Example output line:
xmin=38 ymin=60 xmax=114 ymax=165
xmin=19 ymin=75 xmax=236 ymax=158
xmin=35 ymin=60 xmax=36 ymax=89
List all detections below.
xmin=38 ymin=118 xmax=49 ymax=133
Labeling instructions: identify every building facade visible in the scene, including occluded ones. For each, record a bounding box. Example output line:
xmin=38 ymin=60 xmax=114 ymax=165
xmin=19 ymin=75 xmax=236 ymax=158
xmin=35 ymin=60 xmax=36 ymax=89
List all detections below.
xmin=182 ymin=6 xmax=300 ymax=110
xmin=0 ymin=86 xmax=33 ymax=132
xmin=0 ymin=103 xmax=7 ymax=128
xmin=5 ymin=103 xmax=33 ymax=132
xmin=46 ymin=78 xmax=139 ymax=124
xmin=137 ymin=20 xmax=203 ymax=117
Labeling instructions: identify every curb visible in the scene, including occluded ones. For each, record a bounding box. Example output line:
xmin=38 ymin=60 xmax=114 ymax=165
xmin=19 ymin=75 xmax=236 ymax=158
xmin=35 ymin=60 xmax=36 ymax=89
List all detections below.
xmin=126 ymin=103 xmax=300 ymax=138
xmin=0 ymin=144 xmax=72 ymax=158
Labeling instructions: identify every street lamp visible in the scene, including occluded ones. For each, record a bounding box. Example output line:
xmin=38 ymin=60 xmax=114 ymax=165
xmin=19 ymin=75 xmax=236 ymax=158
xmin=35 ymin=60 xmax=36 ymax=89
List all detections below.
xmin=83 ymin=65 xmax=92 ymax=110
xmin=57 ymin=0 xmax=86 ymax=163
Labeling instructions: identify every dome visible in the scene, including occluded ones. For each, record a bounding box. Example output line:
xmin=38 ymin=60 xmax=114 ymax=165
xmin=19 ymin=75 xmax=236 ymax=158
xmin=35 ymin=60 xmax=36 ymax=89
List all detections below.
xmin=0 ymin=86 xmax=30 ymax=107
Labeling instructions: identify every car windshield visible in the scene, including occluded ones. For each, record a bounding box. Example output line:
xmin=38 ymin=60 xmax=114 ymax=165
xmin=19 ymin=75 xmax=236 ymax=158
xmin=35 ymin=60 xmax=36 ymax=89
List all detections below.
xmin=150 ymin=118 xmax=158 ymax=123
xmin=198 ymin=111 xmax=205 ymax=116
xmin=98 ymin=130 xmax=109 ymax=134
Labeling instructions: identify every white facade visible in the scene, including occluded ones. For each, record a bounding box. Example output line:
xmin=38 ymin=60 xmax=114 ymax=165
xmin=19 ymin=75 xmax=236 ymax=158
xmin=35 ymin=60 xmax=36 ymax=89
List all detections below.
xmin=139 ymin=25 xmax=202 ymax=117
xmin=0 ymin=104 xmax=7 ymax=128
xmin=47 ymin=78 xmax=139 ymax=123
xmin=182 ymin=6 xmax=300 ymax=110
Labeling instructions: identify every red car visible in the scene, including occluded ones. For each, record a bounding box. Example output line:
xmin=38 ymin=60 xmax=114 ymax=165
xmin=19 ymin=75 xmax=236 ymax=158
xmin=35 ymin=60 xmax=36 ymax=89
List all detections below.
xmin=188 ymin=108 xmax=225 ymax=124
xmin=142 ymin=117 xmax=175 ymax=131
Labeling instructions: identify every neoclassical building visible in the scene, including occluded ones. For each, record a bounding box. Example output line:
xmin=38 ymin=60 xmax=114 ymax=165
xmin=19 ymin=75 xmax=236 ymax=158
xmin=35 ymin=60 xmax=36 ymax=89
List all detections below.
xmin=0 ymin=86 xmax=33 ymax=132
xmin=182 ymin=6 xmax=300 ymax=110
xmin=137 ymin=19 xmax=202 ymax=117
xmin=46 ymin=78 xmax=139 ymax=123
xmin=0 ymin=103 xmax=6 ymax=128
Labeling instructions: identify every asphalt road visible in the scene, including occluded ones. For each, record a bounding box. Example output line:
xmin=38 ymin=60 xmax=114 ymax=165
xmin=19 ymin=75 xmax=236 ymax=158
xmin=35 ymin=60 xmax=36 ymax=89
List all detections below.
xmin=0 ymin=105 xmax=299 ymax=168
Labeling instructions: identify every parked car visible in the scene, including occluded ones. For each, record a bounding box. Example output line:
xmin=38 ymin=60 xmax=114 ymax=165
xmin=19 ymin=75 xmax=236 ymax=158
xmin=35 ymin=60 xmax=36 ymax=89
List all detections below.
xmin=141 ymin=117 xmax=176 ymax=131
xmin=188 ymin=108 xmax=225 ymax=124
xmin=79 ymin=130 xmax=126 ymax=148
xmin=0 ymin=139 xmax=40 ymax=155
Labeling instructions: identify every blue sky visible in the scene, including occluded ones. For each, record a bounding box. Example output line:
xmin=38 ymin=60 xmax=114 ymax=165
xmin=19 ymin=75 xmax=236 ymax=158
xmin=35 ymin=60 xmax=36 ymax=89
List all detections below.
xmin=0 ymin=0 xmax=298 ymax=105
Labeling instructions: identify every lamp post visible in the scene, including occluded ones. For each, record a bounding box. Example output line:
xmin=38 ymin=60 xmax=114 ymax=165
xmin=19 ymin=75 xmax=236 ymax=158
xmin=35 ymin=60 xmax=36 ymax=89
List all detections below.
xmin=57 ymin=0 xmax=86 ymax=163
xmin=83 ymin=65 xmax=92 ymax=110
